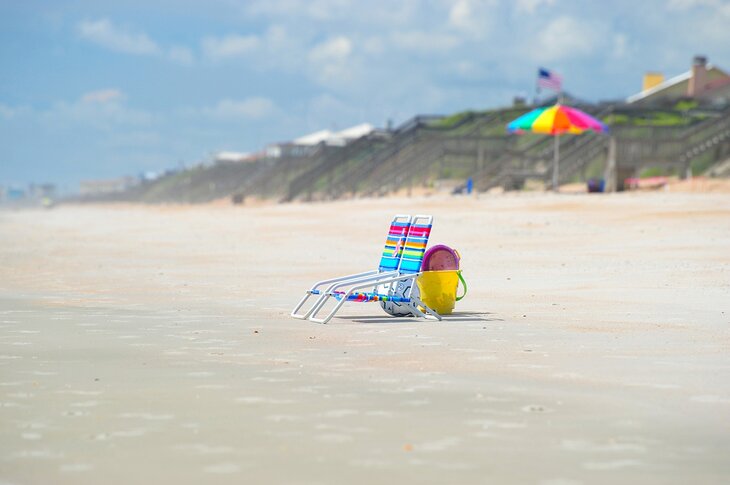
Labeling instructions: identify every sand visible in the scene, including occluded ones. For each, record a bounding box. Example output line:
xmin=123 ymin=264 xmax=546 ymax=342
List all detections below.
xmin=0 ymin=192 xmax=728 ymax=484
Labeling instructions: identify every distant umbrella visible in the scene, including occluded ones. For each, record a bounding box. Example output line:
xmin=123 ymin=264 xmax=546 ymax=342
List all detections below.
xmin=507 ymin=104 xmax=608 ymax=190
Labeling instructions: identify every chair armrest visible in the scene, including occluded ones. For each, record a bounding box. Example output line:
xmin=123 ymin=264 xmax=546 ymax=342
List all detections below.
xmin=309 ymin=270 xmax=379 ymax=291
xmin=325 ymin=270 xmax=406 ymax=292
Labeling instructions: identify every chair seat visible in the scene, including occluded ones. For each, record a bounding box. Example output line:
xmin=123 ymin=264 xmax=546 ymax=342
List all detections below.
xmin=310 ymin=288 xmax=411 ymax=303
xmin=332 ymin=290 xmax=412 ymax=303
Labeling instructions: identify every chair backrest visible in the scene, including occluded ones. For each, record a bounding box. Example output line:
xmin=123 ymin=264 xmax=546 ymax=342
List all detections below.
xmin=398 ymin=215 xmax=433 ymax=274
xmin=378 ymin=215 xmax=412 ymax=272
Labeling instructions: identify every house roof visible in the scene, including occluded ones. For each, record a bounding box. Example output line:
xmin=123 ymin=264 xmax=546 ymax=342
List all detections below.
xmin=215 ymin=151 xmax=252 ymax=162
xmin=293 ymin=129 xmax=333 ymax=146
xmin=293 ymin=124 xmax=375 ymax=146
xmin=626 ymin=63 xmax=728 ymax=104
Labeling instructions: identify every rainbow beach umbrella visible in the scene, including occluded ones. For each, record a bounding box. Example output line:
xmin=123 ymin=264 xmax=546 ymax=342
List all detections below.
xmin=507 ymin=104 xmax=608 ymax=190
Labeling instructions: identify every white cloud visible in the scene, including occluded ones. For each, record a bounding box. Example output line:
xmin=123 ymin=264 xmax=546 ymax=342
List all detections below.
xmin=672 ymin=0 xmax=730 ymax=43
xmin=305 ymin=93 xmax=355 ymax=129
xmin=306 ymin=37 xmax=359 ymax=89
xmin=448 ymin=0 xmax=496 ymax=39
xmin=106 ymin=131 xmax=162 ymax=148
xmin=81 ymin=88 xmax=124 ymax=104
xmin=308 ymin=36 xmax=352 ymax=63
xmin=246 ymin=0 xmax=360 ymax=21
xmin=534 ymin=16 xmax=603 ymax=61
xmin=30 ymin=91 xmax=152 ymax=128
xmin=168 ymin=46 xmax=194 ymax=65
xmin=77 ymin=18 xmax=195 ymax=65
xmin=42 ymin=96 xmax=154 ymax=128
xmin=203 ymin=98 xmax=276 ymax=119
xmin=667 ymin=0 xmax=723 ymax=10
xmin=77 ymin=19 xmax=160 ymax=55
xmin=244 ymin=0 xmax=421 ymax=27
xmin=611 ymin=33 xmax=629 ymax=59
xmin=0 ymin=103 xmax=16 ymax=120
xmin=390 ymin=31 xmax=460 ymax=53
xmin=514 ymin=0 xmax=556 ymax=14
xmin=362 ymin=36 xmax=386 ymax=56
xmin=202 ymin=34 xmax=261 ymax=61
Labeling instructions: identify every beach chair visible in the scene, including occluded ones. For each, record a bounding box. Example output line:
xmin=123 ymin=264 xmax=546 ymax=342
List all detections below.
xmin=291 ymin=214 xmax=413 ymax=321
xmin=298 ymin=215 xmax=441 ymax=324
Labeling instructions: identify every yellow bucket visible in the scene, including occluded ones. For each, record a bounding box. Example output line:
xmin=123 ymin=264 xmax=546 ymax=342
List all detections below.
xmin=417 ymin=270 xmax=467 ymax=315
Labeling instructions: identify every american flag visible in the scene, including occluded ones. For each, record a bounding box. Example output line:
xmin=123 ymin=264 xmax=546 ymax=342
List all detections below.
xmin=537 ymin=67 xmax=562 ymax=92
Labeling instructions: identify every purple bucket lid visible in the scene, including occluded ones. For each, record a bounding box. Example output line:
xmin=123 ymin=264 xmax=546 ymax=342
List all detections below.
xmin=421 ymin=244 xmax=460 ymax=271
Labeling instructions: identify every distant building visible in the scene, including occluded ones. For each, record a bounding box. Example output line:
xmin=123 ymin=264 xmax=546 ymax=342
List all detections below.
xmin=327 ymin=123 xmax=375 ymax=146
xmin=293 ymin=129 xmax=335 ymax=146
xmin=139 ymin=171 xmax=161 ymax=182
xmin=214 ymin=151 xmax=260 ymax=164
xmin=29 ymin=183 xmax=56 ymax=199
xmin=265 ymin=123 xmax=375 ymax=158
xmin=627 ymin=55 xmax=730 ymax=106
xmin=79 ymin=176 xmax=138 ymax=196
xmin=5 ymin=186 xmax=26 ymax=201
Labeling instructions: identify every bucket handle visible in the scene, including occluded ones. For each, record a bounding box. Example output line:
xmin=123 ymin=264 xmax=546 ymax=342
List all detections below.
xmin=456 ymin=270 xmax=468 ymax=301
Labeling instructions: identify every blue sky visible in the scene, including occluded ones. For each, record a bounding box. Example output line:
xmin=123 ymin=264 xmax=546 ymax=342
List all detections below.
xmin=2 ymin=0 xmax=730 ymax=189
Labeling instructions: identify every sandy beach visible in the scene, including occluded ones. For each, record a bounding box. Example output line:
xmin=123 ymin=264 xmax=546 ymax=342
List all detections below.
xmin=1 ymin=192 xmax=729 ymax=484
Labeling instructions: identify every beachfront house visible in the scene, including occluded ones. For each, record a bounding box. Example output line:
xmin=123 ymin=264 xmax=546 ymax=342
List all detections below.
xmin=265 ymin=123 xmax=375 ymax=158
xmin=627 ymin=55 xmax=730 ymax=106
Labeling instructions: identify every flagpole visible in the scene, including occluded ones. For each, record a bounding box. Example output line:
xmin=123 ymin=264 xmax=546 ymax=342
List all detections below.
xmin=553 ymin=74 xmax=562 ymax=192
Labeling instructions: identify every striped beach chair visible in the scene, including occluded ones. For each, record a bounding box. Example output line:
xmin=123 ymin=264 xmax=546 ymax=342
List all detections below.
xmin=297 ymin=215 xmax=442 ymax=324
xmin=291 ymin=214 xmax=413 ymax=321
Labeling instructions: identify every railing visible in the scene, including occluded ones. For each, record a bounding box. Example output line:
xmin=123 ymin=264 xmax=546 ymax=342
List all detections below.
xmin=557 ymin=134 xmax=609 ymax=184
xmin=282 ymin=136 xmax=379 ymax=202
xmin=678 ymin=112 xmax=730 ymax=164
xmin=329 ymin=125 xmax=424 ymax=198
xmin=615 ymin=109 xmax=730 ymax=168
xmin=239 ymin=145 xmax=329 ymax=198
xmin=364 ymin=135 xmax=446 ymax=196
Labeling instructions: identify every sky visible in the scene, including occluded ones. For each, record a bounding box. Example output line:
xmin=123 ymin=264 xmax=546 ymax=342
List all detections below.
xmin=2 ymin=0 xmax=730 ymax=189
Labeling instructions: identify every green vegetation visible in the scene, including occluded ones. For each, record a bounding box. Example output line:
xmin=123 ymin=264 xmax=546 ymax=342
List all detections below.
xmin=638 ymin=166 xmax=679 ymax=178
xmin=428 ymin=111 xmax=476 ymax=128
xmin=674 ymin=99 xmax=698 ymax=111
xmin=604 ymin=109 xmax=708 ymax=127
xmin=584 ymin=158 xmax=606 ymax=179
xmin=690 ymin=151 xmax=717 ymax=175
xmin=638 ymin=166 xmax=666 ymax=178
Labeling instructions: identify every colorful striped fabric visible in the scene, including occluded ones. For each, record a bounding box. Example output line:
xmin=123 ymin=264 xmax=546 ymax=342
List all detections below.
xmin=399 ymin=223 xmax=431 ymax=274
xmin=378 ymin=221 xmax=411 ymax=272
xmin=333 ymin=291 xmax=412 ymax=303
xmin=334 ymin=220 xmax=431 ymax=303
xmin=507 ymin=104 xmax=608 ymax=135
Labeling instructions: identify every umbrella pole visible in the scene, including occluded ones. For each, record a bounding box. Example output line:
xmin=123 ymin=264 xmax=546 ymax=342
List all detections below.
xmin=552 ymin=134 xmax=560 ymax=192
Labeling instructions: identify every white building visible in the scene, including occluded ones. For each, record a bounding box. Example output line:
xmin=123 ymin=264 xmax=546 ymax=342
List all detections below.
xmin=214 ymin=151 xmax=257 ymax=163
xmin=266 ymin=123 xmax=375 ymax=158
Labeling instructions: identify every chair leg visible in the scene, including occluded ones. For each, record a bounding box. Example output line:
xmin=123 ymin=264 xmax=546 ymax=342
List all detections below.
xmin=306 ymin=291 xmax=335 ymax=320
xmin=292 ymin=291 xmax=326 ymax=320
xmin=309 ymin=295 xmax=347 ymax=324
xmin=411 ymin=296 xmax=442 ymax=321
xmin=291 ymin=292 xmax=312 ymax=319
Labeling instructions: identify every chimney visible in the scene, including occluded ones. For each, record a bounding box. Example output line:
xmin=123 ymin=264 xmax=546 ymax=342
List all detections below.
xmin=687 ymin=55 xmax=708 ymax=98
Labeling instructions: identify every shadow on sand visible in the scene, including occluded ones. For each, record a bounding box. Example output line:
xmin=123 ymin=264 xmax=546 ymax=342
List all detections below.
xmin=343 ymin=311 xmax=502 ymax=325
